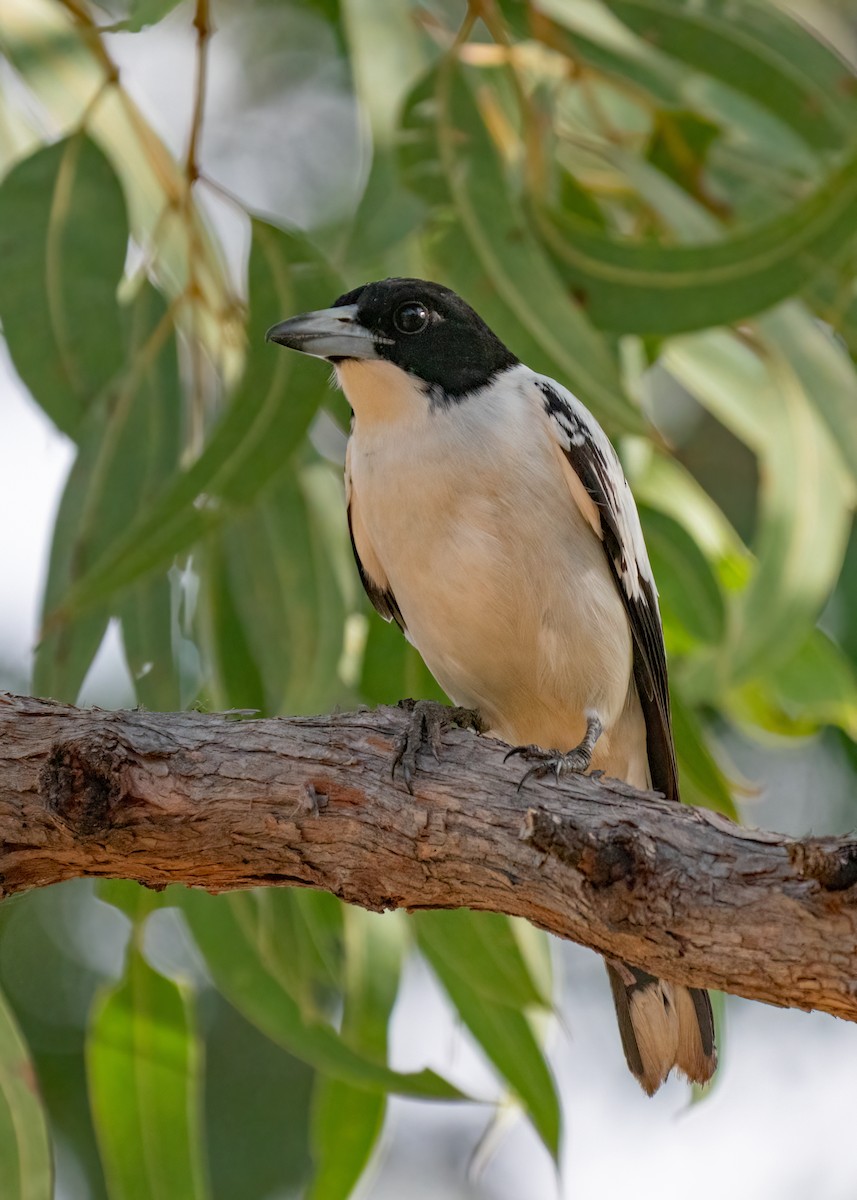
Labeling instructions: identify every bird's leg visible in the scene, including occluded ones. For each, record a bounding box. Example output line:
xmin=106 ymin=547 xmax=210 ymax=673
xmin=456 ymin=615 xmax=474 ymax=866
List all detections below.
xmin=505 ymin=712 xmax=604 ymax=793
xmin=392 ymin=699 xmax=484 ymax=794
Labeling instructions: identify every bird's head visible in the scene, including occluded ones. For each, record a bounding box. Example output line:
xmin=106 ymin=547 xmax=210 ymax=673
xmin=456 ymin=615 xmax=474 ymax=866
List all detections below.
xmin=266 ymin=278 xmax=518 ymax=417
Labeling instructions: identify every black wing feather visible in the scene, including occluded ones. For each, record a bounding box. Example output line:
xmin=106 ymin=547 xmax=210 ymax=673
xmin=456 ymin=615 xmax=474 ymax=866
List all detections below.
xmin=346 ymin=504 xmax=406 ymax=633
xmin=537 ymin=380 xmax=679 ymax=802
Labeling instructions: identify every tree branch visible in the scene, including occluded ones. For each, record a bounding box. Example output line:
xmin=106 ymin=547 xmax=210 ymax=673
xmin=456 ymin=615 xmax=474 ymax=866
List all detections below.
xmin=2 ymin=693 xmax=856 ymax=1019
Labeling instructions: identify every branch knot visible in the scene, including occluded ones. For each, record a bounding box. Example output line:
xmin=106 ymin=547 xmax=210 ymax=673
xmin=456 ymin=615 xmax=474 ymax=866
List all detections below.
xmin=523 ymin=808 xmax=647 ymax=888
xmin=40 ymin=736 xmax=127 ymax=838
xmin=789 ymin=838 xmax=857 ymax=892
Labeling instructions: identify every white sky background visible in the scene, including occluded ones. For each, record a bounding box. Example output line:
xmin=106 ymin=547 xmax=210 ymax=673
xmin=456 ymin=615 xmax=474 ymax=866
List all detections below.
xmin=1 ymin=4 xmax=857 ymax=1199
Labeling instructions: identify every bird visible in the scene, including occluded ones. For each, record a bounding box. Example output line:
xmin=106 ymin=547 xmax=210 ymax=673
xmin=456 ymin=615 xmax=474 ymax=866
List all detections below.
xmin=266 ymin=277 xmax=716 ymax=1096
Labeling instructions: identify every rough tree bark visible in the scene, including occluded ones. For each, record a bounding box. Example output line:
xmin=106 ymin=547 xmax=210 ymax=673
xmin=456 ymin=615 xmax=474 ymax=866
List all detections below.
xmin=2 ymin=692 xmax=856 ymax=1019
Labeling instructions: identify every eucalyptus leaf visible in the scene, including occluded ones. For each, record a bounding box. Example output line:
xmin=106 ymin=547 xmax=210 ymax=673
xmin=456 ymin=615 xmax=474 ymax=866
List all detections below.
xmin=534 ymin=139 xmax=857 ymax=334
xmin=414 ymin=910 xmax=551 ymax=1011
xmin=46 ymin=222 xmax=341 ymax=627
xmin=767 ymin=629 xmax=857 ymax=739
xmin=177 ymin=889 xmax=465 ymax=1101
xmin=608 ymin=0 xmax=857 ymax=150
xmin=639 ymin=503 xmax=725 ymax=645
xmin=670 ymin=687 xmax=737 ymax=817
xmin=415 ymin=913 xmax=561 ymax=1159
xmin=220 ymin=465 xmax=347 ymax=717
xmin=307 ymin=909 xmax=403 ymax=1200
xmin=0 ymin=135 xmax=126 ymax=439
xmin=399 ymin=64 xmax=643 ymax=434
xmin=0 ymin=984 xmax=53 ymax=1200
xmin=34 ymin=282 xmax=182 ymax=703
xmin=360 ymin=615 xmax=447 ymax=706
xmin=664 ymin=319 xmax=854 ymax=682
xmin=87 ymin=946 xmax=210 ymax=1200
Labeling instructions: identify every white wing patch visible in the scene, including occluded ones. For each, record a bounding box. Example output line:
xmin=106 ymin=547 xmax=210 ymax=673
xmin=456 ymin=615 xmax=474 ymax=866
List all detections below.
xmin=524 ymin=367 xmax=679 ymax=803
xmin=531 ymin=373 xmax=655 ymax=603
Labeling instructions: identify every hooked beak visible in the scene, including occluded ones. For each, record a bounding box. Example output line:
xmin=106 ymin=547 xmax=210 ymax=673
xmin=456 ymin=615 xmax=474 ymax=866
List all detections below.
xmin=265 ymin=304 xmax=380 ymax=361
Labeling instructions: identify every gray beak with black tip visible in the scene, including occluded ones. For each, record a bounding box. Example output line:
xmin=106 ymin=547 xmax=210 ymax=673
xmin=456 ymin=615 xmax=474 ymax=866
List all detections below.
xmin=265 ymin=305 xmax=381 ymax=361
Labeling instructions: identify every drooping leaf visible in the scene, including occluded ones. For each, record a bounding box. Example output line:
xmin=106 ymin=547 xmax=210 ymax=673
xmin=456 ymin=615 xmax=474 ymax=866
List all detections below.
xmin=0 ymin=984 xmax=53 ymax=1200
xmin=664 ymin=319 xmax=854 ymax=683
xmin=307 ymin=909 xmax=404 ymax=1200
xmin=414 ymin=911 xmax=550 ymax=1011
xmin=200 ymin=538 xmax=268 ymax=713
xmin=102 ymin=0 xmax=186 ymax=32
xmin=749 ymin=629 xmax=857 ymax=739
xmin=669 ymin=688 xmax=737 ymax=817
xmin=34 ymin=282 xmax=182 ymax=702
xmin=46 ymin=222 xmax=341 ymax=627
xmin=639 ymin=503 xmax=725 ymax=645
xmin=360 ymin=614 xmax=446 ymax=707
xmin=523 ymin=4 xmax=683 ymax=108
xmin=87 ymin=945 xmax=210 ymax=1200
xmin=533 ymin=138 xmax=857 ymax=334
xmin=0 ymin=135 xmax=127 ymax=439
xmin=0 ymin=2 xmax=235 ymax=364
xmin=399 ymin=64 xmax=643 ymax=434
xmin=240 ymin=889 xmax=344 ymax=1021
xmin=415 ymin=912 xmax=561 ymax=1159
xmin=219 ymin=464 xmax=348 ymax=717
xmin=759 ymin=303 xmax=857 ymax=490
xmin=308 ymin=1078 xmax=384 ymax=1200
xmin=176 ymin=889 xmax=464 ymax=1101
xmin=339 ymin=0 xmax=431 ymax=144
xmin=607 ymin=0 xmax=857 ymax=150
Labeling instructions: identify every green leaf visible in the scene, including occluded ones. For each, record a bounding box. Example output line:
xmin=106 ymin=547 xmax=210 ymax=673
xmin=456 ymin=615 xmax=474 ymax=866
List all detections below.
xmin=759 ymin=303 xmax=857 ymax=489
xmin=200 ymin=538 xmax=268 ymax=713
xmin=339 ymin=0 xmax=431 ymax=144
xmin=523 ymin=4 xmax=684 ymax=107
xmin=415 ymin=912 xmax=561 ymax=1159
xmin=670 ymin=688 xmax=737 ymax=817
xmin=399 ymin=64 xmax=643 ymax=434
xmin=47 ymin=222 xmax=341 ymax=626
xmin=608 ymin=0 xmax=857 ymax=150
xmin=34 ymin=282 xmax=181 ymax=702
xmin=634 ymin=453 xmax=752 ymax=588
xmin=359 ymin=614 xmax=446 ymax=706
xmin=307 ymin=910 xmax=403 ymax=1200
xmin=534 ymin=134 xmax=857 ymax=334
xmin=0 ymin=984 xmax=53 ymax=1200
xmin=639 ymin=504 xmax=725 ymax=645
xmin=664 ymin=317 xmax=854 ymax=682
xmin=219 ymin=465 xmax=347 ymax=716
xmin=87 ymin=946 xmax=210 ymax=1200
xmin=308 ymin=1079 xmax=384 ymax=1200
xmin=117 ymin=287 xmax=184 ymax=710
xmin=176 ymin=889 xmax=464 ymax=1101
xmin=645 ymin=108 xmax=721 ymax=202
xmin=103 ymin=0 xmax=185 ymax=32
xmin=414 ymin=911 xmax=550 ymax=1011
xmin=247 ymin=889 xmax=344 ymax=1020
xmin=759 ymin=629 xmax=857 ymax=738
xmin=0 ymin=135 xmax=126 ymax=438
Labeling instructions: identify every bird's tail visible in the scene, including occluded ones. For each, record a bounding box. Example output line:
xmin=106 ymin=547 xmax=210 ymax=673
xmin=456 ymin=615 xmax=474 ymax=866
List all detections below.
xmin=605 ymin=959 xmax=716 ymax=1096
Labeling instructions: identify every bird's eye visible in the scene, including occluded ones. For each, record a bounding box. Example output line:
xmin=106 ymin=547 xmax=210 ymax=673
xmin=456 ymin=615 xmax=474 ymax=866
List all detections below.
xmin=393 ymin=301 xmax=430 ymax=335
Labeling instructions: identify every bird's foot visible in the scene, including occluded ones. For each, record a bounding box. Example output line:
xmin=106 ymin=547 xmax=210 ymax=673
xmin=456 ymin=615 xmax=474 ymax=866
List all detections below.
xmin=505 ymin=714 xmax=603 ymax=793
xmin=392 ymin=699 xmax=484 ymax=794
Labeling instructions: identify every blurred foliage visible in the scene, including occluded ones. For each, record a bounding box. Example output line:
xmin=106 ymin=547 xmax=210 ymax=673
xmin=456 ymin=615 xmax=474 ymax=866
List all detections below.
xmin=1 ymin=0 xmax=857 ymax=1194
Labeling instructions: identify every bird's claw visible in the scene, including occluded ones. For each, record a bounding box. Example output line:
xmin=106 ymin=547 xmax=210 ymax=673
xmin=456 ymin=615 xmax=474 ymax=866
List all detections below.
xmin=392 ymin=700 xmax=483 ymax=793
xmin=506 ymin=714 xmax=603 ymax=792
xmin=506 ymin=743 xmax=594 ymax=794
